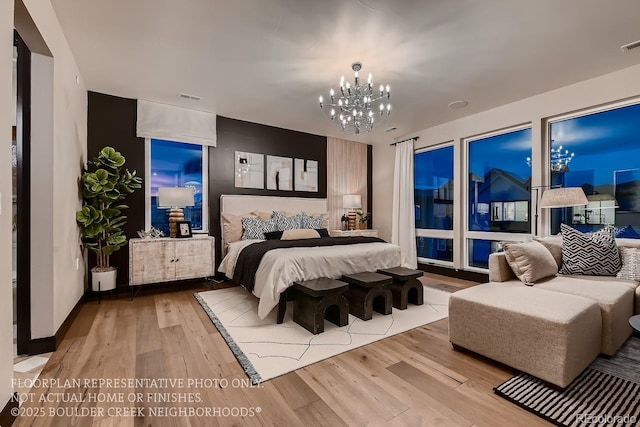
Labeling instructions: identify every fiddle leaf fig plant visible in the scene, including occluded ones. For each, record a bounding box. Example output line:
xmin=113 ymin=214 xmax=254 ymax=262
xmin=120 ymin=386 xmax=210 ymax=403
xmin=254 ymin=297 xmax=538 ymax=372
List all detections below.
xmin=76 ymin=147 xmax=142 ymax=271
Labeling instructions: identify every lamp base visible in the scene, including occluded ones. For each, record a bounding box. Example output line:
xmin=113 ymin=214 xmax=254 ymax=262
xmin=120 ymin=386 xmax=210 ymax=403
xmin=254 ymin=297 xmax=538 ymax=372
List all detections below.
xmin=168 ymin=208 xmax=184 ymax=238
xmin=348 ymin=210 xmax=356 ymax=231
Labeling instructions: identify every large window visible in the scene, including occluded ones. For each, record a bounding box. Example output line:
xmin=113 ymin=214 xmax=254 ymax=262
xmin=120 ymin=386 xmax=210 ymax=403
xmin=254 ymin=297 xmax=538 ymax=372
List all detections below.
xmin=148 ymin=139 xmax=207 ymax=235
xmin=466 ymin=127 xmax=532 ymax=269
xmin=414 ymin=145 xmax=454 ymax=264
xmin=549 ymin=101 xmax=640 ymax=237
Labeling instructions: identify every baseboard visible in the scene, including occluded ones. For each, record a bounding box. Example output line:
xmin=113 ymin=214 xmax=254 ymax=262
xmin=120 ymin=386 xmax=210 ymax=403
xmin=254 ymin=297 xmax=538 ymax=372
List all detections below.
xmin=0 ymin=393 xmax=18 ymax=427
xmin=418 ymin=263 xmax=488 ymax=283
xmin=26 ymin=293 xmax=85 ymax=356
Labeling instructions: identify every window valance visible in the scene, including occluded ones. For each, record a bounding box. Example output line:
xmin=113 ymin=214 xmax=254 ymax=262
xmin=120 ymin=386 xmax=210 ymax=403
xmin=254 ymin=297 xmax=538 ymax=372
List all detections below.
xmin=136 ymin=99 xmax=216 ymax=147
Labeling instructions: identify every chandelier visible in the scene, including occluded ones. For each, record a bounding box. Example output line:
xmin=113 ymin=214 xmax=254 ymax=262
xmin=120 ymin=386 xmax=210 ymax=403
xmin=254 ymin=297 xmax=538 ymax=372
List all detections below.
xmin=526 ymin=145 xmax=575 ymax=173
xmin=318 ymin=62 xmax=391 ymax=135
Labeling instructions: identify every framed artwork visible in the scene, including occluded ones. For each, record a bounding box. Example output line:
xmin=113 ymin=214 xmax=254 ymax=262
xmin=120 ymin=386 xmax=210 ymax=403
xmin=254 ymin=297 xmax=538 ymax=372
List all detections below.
xmin=234 ymin=151 xmax=264 ymax=189
xmin=266 ymin=155 xmax=293 ymax=191
xmin=176 ymin=221 xmax=192 ymax=238
xmin=294 ymin=159 xmax=318 ymax=192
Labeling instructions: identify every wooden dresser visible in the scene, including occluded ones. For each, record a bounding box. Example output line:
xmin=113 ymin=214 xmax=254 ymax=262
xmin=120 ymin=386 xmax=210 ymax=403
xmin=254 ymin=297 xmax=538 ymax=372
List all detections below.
xmin=129 ymin=236 xmax=215 ymax=286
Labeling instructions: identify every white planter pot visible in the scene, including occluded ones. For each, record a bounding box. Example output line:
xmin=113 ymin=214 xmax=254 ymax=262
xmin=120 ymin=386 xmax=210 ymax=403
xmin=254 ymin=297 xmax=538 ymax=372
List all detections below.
xmin=91 ymin=267 xmax=117 ymax=292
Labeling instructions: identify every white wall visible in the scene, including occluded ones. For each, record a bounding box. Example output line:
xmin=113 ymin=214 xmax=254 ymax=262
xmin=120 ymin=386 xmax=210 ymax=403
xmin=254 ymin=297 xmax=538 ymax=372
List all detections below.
xmin=1 ymin=0 xmax=16 ymax=409
xmin=373 ymin=64 xmax=640 ymax=267
xmin=21 ymin=0 xmax=88 ymax=333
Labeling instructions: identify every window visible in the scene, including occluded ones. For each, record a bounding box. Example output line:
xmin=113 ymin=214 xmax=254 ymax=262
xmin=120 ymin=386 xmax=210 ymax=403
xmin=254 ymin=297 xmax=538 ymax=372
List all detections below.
xmin=147 ymin=139 xmax=208 ymax=235
xmin=549 ymin=101 xmax=640 ymax=237
xmin=466 ymin=127 xmax=532 ymax=270
xmin=414 ymin=145 xmax=454 ymax=265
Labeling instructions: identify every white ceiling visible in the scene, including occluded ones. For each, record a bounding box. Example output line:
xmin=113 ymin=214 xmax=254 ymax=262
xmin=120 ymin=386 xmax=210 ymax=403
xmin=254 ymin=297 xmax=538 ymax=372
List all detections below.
xmin=50 ymin=0 xmax=640 ymax=144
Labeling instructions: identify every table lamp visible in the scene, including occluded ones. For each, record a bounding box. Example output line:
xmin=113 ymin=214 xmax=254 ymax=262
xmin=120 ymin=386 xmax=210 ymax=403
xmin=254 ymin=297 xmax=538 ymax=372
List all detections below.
xmin=343 ymin=194 xmax=361 ymax=231
xmin=158 ymin=187 xmax=195 ymax=238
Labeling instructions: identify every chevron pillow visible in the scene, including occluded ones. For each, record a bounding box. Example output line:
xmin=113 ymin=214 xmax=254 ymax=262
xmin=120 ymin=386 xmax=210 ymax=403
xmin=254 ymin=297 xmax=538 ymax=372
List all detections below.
xmin=241 ymin=217 xmax=277 ymax=240
xmin=273 ymin=211 xmax=303 ymax=231
xmin=559 ymin=224 xmax=621 ymax=276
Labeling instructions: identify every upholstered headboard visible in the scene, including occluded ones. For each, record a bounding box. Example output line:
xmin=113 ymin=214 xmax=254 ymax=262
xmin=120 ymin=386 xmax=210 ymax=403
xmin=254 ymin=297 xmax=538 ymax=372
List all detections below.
xmin=219 ymin=195 xmax=328 ymax=252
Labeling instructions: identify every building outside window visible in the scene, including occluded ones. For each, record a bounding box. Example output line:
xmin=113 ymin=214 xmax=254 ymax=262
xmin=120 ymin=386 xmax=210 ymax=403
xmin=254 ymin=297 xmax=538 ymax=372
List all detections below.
xmin=148 ymin=139 xmax=207 ymax=235
xmin=549 ymin=101 xmax=640 ymax=238
xmin=414 ymin=144 xmax=454 ymax=265
xmin=466 ymin=127 xmax=532 ymax=269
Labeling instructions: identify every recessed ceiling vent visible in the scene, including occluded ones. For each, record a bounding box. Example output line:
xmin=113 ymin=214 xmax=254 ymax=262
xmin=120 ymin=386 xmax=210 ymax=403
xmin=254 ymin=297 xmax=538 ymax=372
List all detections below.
xmin=621 ymin=39 xmax=640 ymax=51
xmin=178 ymin=92 xmax=201 ymax=101
xmin=385 ymin=127 xmax=398 ymax=132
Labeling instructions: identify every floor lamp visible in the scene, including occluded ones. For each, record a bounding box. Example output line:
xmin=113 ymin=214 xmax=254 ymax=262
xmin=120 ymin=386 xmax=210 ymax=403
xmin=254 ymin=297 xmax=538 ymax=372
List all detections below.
xmin=532 ymin=186 xmax=588 ymax=235
xmin=158 ymin=187 xmax=195 ymax=238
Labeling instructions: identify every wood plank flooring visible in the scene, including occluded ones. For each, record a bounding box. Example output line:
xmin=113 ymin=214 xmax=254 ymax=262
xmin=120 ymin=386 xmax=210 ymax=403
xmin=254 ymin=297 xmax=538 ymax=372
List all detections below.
xmin=14 ymin=273 xmax=552 ymax=426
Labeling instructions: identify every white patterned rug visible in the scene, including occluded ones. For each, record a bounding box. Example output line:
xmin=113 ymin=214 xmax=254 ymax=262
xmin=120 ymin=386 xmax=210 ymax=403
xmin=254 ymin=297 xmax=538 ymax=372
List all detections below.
xmin=195 ymin=285 xmax=449 ymax=384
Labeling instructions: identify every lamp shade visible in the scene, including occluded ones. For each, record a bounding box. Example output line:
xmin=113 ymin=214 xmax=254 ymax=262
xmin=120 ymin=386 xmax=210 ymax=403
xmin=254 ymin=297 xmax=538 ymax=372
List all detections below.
xmin=158 ymin=187 xmax=195 ymax=208
xmin=540 ymin=187 xmax=588 ymax=208
xmin=342 ymin=194 xmax=362 ymax=209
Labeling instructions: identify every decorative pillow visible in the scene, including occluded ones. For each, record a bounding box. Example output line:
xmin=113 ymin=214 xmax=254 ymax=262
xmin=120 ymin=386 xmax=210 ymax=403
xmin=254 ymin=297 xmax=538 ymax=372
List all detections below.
xmin=222 ymin=212 xmax=256 ymax=244
xmin=305 ymin=211 xmax=330 ymax=229
xmin=241 ymin=217 xmax=277 ymax=240
xmin=272 ymin=211 xmax=303 ymax=231
xmin=533 ymin=236 xmax=563 ymax=268
xmin=616 ymin=247 xmax=640 ymax=281
xmin=301 ymin=214 xmax=324 ymax=229
xmin=502 ymin=240 xmax=558 ymax=285
xmin=251 ymin=211 xmax=273 ymax=220
xmin=559 ymin=224 xmax=621 ymax=276
xmin=264 ymin=230 xmax=284 ymax=240
xmin=281 ymin=229 xmax=321 ymax=240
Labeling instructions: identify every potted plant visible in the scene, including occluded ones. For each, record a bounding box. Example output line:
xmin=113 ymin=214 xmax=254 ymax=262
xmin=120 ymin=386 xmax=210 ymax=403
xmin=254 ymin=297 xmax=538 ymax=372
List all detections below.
xmin=76 ymin=147 xmax=142 ymax=291
xmin=355 ymin=208 xmax=370 ymax=230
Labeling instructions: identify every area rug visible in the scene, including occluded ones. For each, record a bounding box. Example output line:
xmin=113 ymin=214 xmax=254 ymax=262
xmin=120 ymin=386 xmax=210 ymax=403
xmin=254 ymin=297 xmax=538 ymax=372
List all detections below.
xmin=195 ymin=286 xmax=449 ymax=384
xmin=494 ymin=337 xmax=640 ymax=427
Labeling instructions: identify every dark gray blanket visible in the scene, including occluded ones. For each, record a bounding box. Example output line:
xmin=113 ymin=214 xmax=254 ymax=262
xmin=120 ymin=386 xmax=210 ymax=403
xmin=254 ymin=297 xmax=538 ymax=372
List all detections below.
xmin=232 ymin=236 xmax=385 ymax=292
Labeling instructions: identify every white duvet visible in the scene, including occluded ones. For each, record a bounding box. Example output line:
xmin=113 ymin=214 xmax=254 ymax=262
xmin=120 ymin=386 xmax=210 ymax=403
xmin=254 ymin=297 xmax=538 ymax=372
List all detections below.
xmin=219 ymin=239 xmax=402 ymax=319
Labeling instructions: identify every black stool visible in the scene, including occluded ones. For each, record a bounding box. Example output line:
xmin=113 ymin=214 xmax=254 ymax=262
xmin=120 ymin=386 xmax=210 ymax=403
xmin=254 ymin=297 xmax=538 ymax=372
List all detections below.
xmin=341 ymin=272 xmax=392 ymax=320
xmin=293 ymin=278 xmax=349 ymax=334
xmin=377 ymin=267 xmax=424 ymax=310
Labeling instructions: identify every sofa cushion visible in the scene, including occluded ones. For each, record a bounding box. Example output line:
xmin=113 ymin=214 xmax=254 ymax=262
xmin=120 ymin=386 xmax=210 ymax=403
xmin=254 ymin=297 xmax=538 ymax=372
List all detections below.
xmin=502 ymin=240 xmax=558 ymax=285
xmin=535 ymin=276 xmax=633 ymax=355
xmin=559 ymin=224 xmax=621 ymax=276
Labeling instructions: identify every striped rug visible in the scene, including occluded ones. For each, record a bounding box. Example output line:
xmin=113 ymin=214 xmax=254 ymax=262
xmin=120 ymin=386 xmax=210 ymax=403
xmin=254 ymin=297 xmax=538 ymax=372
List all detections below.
xmin=495 ymin=368 xmax=640 ymax=427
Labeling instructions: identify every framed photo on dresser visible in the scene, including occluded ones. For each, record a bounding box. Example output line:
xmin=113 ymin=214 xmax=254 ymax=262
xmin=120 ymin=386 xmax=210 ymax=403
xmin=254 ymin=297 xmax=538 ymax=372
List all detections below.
xmin=176 ymin=221 xmax=192 ymax=238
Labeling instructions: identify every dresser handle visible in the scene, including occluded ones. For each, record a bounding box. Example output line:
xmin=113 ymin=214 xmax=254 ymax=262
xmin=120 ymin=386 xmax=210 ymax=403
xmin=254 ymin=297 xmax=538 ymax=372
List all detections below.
xmin=175 ymin=259 xmax=179 ymax=262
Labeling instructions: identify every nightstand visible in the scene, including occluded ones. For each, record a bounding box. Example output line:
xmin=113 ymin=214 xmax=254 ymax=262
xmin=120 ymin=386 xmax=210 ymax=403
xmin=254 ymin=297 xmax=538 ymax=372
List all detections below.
xmin=330 ymin=229 xmax=379 ymax=238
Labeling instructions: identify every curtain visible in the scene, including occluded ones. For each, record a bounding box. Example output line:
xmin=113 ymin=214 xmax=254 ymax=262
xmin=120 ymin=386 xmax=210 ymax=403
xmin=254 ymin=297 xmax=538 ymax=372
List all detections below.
xmin=136 ymin=99 xmax=217 ymax=146
xmin=392 ymin=139 xmax=417 ymax=268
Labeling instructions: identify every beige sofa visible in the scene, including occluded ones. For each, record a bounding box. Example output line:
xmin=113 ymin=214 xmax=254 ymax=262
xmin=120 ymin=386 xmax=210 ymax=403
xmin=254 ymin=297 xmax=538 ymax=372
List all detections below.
xmin=449 ymin=237 xmax=640 ymax=388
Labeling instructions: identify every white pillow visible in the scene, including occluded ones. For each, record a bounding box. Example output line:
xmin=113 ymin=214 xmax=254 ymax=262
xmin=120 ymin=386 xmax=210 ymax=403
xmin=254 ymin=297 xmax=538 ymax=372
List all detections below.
xmin=502 ymin=240 xmax=558 ymax=285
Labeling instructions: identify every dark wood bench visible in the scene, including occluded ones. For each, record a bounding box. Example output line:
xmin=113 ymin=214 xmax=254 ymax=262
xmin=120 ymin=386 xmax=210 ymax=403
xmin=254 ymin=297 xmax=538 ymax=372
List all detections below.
xmin=377 ymin=267 xmax=424 ymax=310
xmin=292 ymin=278 xmax=349 ymax=334
xmin=341 ymin=272 xmax=392 ymax=320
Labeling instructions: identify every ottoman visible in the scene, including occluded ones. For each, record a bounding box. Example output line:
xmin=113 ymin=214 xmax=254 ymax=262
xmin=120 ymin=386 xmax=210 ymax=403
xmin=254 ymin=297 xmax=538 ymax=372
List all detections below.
xmin=449 ymin=282 xmax=602 ymax=388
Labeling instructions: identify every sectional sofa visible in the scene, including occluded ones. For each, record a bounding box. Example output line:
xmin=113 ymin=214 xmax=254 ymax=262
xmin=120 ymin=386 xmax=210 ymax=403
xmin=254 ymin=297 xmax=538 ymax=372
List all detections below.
xmin=449 ymin=233 xmax=640 ymax=388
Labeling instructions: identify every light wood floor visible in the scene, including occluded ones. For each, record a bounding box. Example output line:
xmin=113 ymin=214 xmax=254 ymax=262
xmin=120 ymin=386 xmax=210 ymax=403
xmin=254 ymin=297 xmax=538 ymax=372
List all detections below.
xmin=15 ymin=273 xmax=552 ymax=427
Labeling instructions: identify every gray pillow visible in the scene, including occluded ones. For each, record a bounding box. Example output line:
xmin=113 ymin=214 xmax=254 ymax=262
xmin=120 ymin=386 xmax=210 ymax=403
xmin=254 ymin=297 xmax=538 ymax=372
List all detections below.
xmin=502 ymin=240 xmax=558 ymax=285
xmin=616 ymin=247 xmax=640 ymax=281
xmin=559 ymin=224 xmax=621 ymax=276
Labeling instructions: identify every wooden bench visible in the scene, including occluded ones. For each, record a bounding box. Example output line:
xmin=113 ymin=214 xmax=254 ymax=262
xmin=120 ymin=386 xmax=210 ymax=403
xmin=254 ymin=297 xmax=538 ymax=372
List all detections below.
xmin=341 ymin=272 xmax=392 ymax=320
xmin=377 ymin=267 xmax=424 ymax=310
xmin=292 ymin=278 xmax=349 ymax=334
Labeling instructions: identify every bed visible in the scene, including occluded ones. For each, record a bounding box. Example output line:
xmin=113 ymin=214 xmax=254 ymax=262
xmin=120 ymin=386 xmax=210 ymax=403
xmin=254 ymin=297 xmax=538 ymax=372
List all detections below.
xmin=218 ymin=195 xmax=402 ymax=320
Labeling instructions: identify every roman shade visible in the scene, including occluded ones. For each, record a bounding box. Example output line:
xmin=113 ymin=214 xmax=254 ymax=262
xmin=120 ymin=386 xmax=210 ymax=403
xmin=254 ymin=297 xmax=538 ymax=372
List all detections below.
xmin=136 ymin=99 xmax=217 ymax=146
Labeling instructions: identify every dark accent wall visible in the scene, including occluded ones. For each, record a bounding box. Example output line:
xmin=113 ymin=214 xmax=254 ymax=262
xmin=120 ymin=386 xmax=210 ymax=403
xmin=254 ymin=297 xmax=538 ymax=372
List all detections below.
xmin=87 ymin=92 xmax=146 ymax=287
xmin=210 ymin=117 xmax=327 ymax=266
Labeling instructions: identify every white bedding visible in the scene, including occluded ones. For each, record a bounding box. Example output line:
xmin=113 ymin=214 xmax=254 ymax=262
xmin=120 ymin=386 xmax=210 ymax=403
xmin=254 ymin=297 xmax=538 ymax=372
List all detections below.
xmin=218 ymin=239 xmax=402 ymax=319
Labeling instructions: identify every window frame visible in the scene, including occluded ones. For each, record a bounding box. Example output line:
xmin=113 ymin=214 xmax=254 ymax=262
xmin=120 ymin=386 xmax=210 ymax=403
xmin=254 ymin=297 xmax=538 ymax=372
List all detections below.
xmin=463 ymin=124 xmax=532 ymax=272
xmin=414 ymin=142 xmax=455 ymax=267
xmin=144 ymin=138 xmax=209 ymax=233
